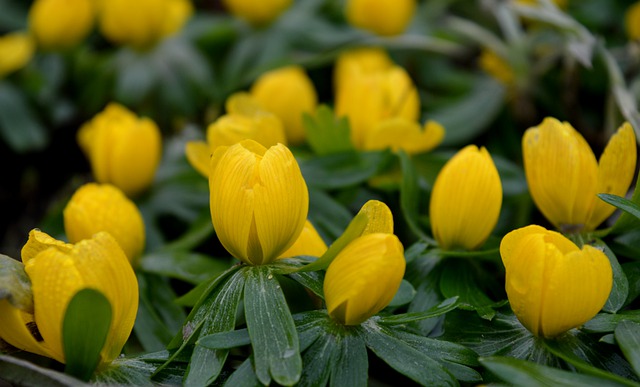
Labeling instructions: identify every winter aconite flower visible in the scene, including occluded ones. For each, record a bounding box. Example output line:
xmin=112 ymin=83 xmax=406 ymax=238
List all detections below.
xmin=28 ymin=0 xmax=95 ymax=50
xmin=98 ymin=0 xmax=193 ymax=49
xmin=223 ymin=0 xmax=292 ymax=26
xmin=250 ymin=66 xmax=318 ymax=145
xmin=0 ymin=230 xmax=138 ymax=365
xmin=63 ymin=183 xmax=146 ymax=265
xmin=209 ymin=140 xmax=308 ymax=265
xmin=479 ymin=49 xmax=516 ymax=87
xmin=626 ymin=2 xmax=640 ymax=41
xmin=0 ymin=32 xmax=34 ymax=78
xmin=430 ymin=145 xmax=503 ymax=250
xmin=78 ymin=103 xmax=162 ymax=197
xmin=324 ymin=233 xmax=405 ymax=325
xmin=523 ymin=118 xmax=636 ymax=233
xmin=334 ymin=47 xmax=393 ymax=94
xmin=345 ymin=0 xmax=416 ymax=36
xmin=279 ymin=220 xmax=328 ymax=259
xmin=500 ymin=225 xmax=612 ymax=338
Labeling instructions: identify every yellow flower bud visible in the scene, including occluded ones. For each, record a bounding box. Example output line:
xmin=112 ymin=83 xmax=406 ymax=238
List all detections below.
xmin=501 ymin=225 xmax=612 ymax=338
xmin=28 ymin=0 xmax=95 ymax=50
xmin=335 ymin=64 xmax=419 ymax=149
xmin=345 ymin=0 xmax=416 ymax=36
xmin=334 ymin=47 xmax=394 ymax=95
xmin=0 ymin=230 xmax=138 ymax=365
xmin=362 ymin=118 xmax=445 ymax=154
xmin=324 ymin=233 xmax=405 ymax=325
xmin=478 ymin=49 xmax=516 ymax=87
xmin=523 ymin=118 xmax=636 ymax=232
xmin=209 ymin=140 xmax=308 ymax=265
xmin=0 ymin=32 xmax=35 ymax=79
xmin=222 ymin=0 xmax=292 ymax=26
xmin=279 ymin=220 xmax=328 ymax=259
xmin=186 ymin=93 xmax=286 ymax=178
xmin=251 ymin=66 xmax=318 ymax=145
xmin=627 ymin=2 xmax=640 ymax=41
xmin=430 ymin=145 xmax=503 ymax=250
xmin=98 ymin=0 xmax=193 ymax=49
xmin=78 ymin=103 xmax=162 ymax=197
xmin=63 ymin=183 xmax=146 ymax=265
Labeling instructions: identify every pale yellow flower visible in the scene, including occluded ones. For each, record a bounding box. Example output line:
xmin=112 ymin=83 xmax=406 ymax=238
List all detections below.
xmin=209 ymin=140 xmax=308 ymax=265
xmin=523 ymin=118 xmax=636 ymax=232
xmin=501 ymin=225 xmax=612 ymax=338
xmin=430 ymin=145 xmax=503 ymax=250
xmin=63 ymin=183 xmax=146 ymax=264
xmin=279 ymin=220 xmax=327 ymax=259
xmin=223 ymin=0 xmax=292 ymax=25
xmin=29 ymin=0 xmax=95 ymax=50
xmin=345 ymin=0 xmax=416 ymax=36
xmin=0 ymin=230 xmax=138 ymax=365
xmin=98 ymin=0 xmax=193 ymax=49
xmin=78 ymin=103 xmax=162 ymax=197
xmin=0 ymin=32 xmax=34 ymax=78
xmin=324 ymin=233 xmax=405 ymax=325
xmin=186 ymin=93 xmax=286 ymax=177
xmin=251 ymin=66 xmax=318 ymax=145
xmin=479 ymin=49 xmax=516 ymax=87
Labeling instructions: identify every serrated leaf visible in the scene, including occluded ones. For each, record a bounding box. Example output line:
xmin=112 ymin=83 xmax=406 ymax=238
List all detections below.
xmin=63 ymin=289 xmax=112 ymax=381
xmin=303 ymin=105 xmax=353 ymax=155
xmin=0 ymin=254 xmax=33 ymax=312
xmin=244 ymin=266 xmax=301 ymax=386
xmin=616 ymin=321 xmax=640 ymax=377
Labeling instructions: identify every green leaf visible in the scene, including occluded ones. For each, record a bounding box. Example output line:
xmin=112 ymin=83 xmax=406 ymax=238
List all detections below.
xmin=387 ymin=279 xmax=416 ymax=307
xmin=611 ymin=180 xmax=640 ymax=233
xmin=63 ymin=289 xmax=112 ymax=381
xmin=599 ymin=194 xmax=640 ymax=224
xmin=480 ymin=356 xmax=627 ymax=387
xmin=0 ymin=82 xmax=48 ymax=153
xmin=244 ymin=266 xmax=301 ymax=386
xmin=298 ymin=333 xmax=339 ymax=387
xmin=287 ymin=269 xmax=325 ymax=299
xmin=0 ymin=354 xmax=89 ymax=387
xmin=293 ymin=311 xmax=327 ymax=352
xmin=140 ymin=251 xmax=230 ymax=285
xmin=398 ymin=150 xmax=433 ymax=242
xmin=223 ymin=357 xmax=260 ymax=387
xmin=299 ymin=150 xmax=392 ymax=190
xmin=363 ymin=323 xmax=457 ymax=386
xmin=0 ymin=254 xmax=33 ymax=312
xmin=303 ymin=105 xmax=354 ymax=155
xmin=197 ymin=329 xmax=251 ymax=350
xmin=331 ymin=333 xmax=368 ymax=387
xmin=308 ymin=188 xmax=352 ymax=242
xmin=616 ymin=321 xmax=640 ymax=377
xmin=583 ymin=311 xmax=640 ymax=333
xmin=594 ymin=239 xmax=629 ymax=313
xmin=379 ymin=297 xmax=459 ymax=325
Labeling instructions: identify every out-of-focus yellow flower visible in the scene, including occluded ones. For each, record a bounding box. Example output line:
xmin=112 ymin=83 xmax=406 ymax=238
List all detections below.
xmin=523 ymin=118 xmax=636 ymax=233
xmin=28 ymin=0 xmax=95 ymax=50
xmin=0 ymin=230 xmax=138 ymax=365
xmin=363 ymin=118 xmax=445 ymax=154
xmin=345 ymin=0 xmax=416 ymax=36
xmin=430 ymin=145 xmax=503 ymax=250
xmin=209 ymin=140 xmax=308 ymax=265
xmin=324 ymin=233 xmax=405 ymax=325
xmin=334 ymin=47 xmax=394 ymax=94
xmin=186 ymin=93 xmax=286 ymax=177
xmin=501 ymin=225 xmax=612 ymax=338
xmin=0 ymin=32 xmax=34 ymax=78
xmin=514 ymin=0 xmax=568 ymax=9
xmin=626 ymin=2 xmax=640 ymax=41
xmin=63 ymin=183 xmax=145 ymax=264
xmin=250 ymin=66 xmax=318 ymax=145
xmin=222 ymin=0 xmax=292 ymax=26
xmin=78 ymin=103 xmax=162 ymax=197
xmin=98 ymin=0 xmax=193 ymax=49
xmin=479 ymin=49 xmax=516 ymax=87
xmin=279 ymin=220 xmax=327 ymax=259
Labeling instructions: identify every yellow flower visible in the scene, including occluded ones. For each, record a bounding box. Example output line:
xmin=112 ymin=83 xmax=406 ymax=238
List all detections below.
xmin=63 ymin=183 xmax=146 ymax=264
xmin=345 ymin=0 xmax=416 ymax=36
xmin=500 ymin=225 xmax=612 ymax=338
xmin=28 ymin=0 xmax=95 ymax=50
xmin=98 ymin=0 xmax=193 ymax=49
xmin=430 ymin=145 xmax=503 ymax=250
xmin=479 ymin=49 xmax=516 ymax=87
xmin=626 ymin=2 xmax=640 ymax=41
xmin=0 ymin=32 xmax=34 ymax=78
xmin=209 ymin=140 xmax=308 ymax=265
xmin=250 ymin=66 xmax=318 ymax=145
xmin=222 ymin=0 xmax=292 ymax=26
xmin=362 ymin=118 xmax=445 ymax=154
xmin=324 ymin=233 xmax=405 ymax=325
xmin=0 ymin=230 xmax=138 ymax=365
xmin=514 ymin=0 xmax=568 ymax=9
xmin=334 ymin=47 xmax=394 ymax=95
xmin=279 ymin=220 xmax=328 ymax=259
xmin=523 ymin=118 xmax=636 ymax=233
xmin=78 ymin=103 xmax=162 ymax=197
xmin=186 ymin=93 xmax=286 ymax=177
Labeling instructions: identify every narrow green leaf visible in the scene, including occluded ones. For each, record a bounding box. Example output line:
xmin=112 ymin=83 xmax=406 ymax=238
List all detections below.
xmin=612 ymin=180 xmax=640 ymax=233
xmin=0 ymin=254 xmax=33 ymax=312
xmin=387 ymin=279 xmax=416 ymax=307
xmin=583 ymin=311 xmax=640 ymax=333
xmin=308 ymin=188 xmax=352 ymax=241
xmin=140 ymin=251 xmax=231 ymax=285
xmin=398 ymin=151 xmax=433 ymax=242
xmin=480 ymin=356 xmax=633 ymax=387
xmin=594 ymin=239 xmax=629 ymax=313
xmin=303 ymin=105 xmax=353 ymax=155
xmin=0 ymin=82 xmax=48 ymax=153
xmin=293 ymin=311 xmax=327 ymax=352
xmin=599 ymin=194 xmax=640 ymax=224
xmin=197 ymin=329 xmax=251 ymax=350
xmin=380 ymin=297 xmax=459 ymax=325
xmin=616 ymin=321 xmax=640 ymax=377
xmin=299 ymin=150 xmax=392 ymax=190
xmin=298 ymin=334 xmax=338 ymax=387
xmin=223 ymin=357 xmax=260 ymax=387
xmin=287 ymin=270 xmax=325 ymax=299
xmin=331 ymin=333 xmax=368 ymax=387
xmin=63 ymin=289 xmax=112 ymax=381
xmin=0 ymin=354 xmax=88 ymax=387
xmin=244 ymin=266 xmax=301 ymax=386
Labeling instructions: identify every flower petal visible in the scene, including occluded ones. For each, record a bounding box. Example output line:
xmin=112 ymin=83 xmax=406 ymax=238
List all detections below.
xmin=21 ymin=229 xmax=72 ymax=264
xmin=185 ymin=140 xmax=212 ymax=178
xmin=278 ymin=220 xmax=327 ymax=259
xmin=363 ymin=118 xmax=444 ymax=154
xmin=0 ymin=299 xmax=53 ymax=359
